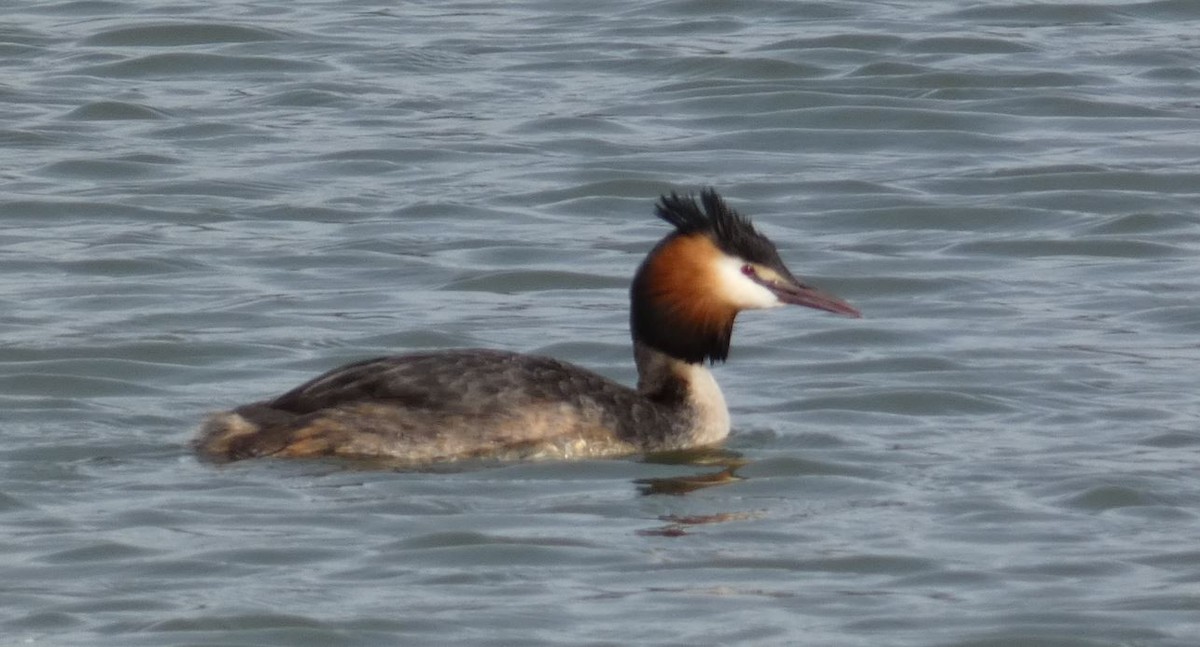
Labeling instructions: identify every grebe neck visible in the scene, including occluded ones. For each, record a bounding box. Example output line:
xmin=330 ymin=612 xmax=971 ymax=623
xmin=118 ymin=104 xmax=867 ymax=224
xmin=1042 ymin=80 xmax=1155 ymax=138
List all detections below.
xmin=633 ymin=341 xmax=730 ymax=447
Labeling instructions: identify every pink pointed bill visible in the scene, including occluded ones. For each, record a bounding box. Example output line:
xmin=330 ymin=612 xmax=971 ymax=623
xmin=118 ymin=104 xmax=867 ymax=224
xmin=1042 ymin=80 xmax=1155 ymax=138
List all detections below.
xmin=771 ymin=282 xmax=861 ymax=318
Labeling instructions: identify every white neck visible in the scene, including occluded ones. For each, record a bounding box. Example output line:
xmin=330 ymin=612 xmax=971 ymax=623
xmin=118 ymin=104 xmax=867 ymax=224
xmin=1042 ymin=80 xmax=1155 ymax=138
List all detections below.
xmin=675 ymin=361 xmax=730 ymax=446
xmin=634 ymin=342 xmax=731 ymax=447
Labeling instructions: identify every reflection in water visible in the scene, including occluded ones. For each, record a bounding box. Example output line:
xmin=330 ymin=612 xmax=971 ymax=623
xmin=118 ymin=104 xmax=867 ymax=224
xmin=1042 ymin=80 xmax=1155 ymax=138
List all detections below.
xmin=635 ymin=447 xmax=748 ymax=496
xmin=635 ymin=448 xmax=755 ymax=535
xmin=635 ymin=465 xmax=744 ymax=496
xmin=637 ymin=510 xmax=764 ymax=537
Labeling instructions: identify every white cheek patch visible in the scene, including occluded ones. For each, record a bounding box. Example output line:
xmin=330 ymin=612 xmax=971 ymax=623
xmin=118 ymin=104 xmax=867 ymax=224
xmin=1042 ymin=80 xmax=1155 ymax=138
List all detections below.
xmin=714 ymin=256 xmax=781 ymax=310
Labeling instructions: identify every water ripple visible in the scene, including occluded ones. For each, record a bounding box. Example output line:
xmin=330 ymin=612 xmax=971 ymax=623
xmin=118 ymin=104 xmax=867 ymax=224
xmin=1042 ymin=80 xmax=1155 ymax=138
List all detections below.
xmin=3 ymin=0 xmax=1200 ymax=645
xmin=81 ymin=23 xmax=288 ymax=47
xmin=77 ymin=52 xmax=329 ymax=78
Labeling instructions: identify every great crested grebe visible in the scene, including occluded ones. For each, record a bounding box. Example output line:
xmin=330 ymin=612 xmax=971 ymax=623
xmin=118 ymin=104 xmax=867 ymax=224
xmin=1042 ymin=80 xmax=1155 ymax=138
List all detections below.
xmin=195 ymin=189 xmax=860 ymax=464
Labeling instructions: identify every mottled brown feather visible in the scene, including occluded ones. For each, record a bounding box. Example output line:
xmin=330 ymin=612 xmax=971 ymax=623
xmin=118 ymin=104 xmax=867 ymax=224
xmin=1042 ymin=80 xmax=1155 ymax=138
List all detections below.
xmin=194 ymin=350 xmax=699 ymax=464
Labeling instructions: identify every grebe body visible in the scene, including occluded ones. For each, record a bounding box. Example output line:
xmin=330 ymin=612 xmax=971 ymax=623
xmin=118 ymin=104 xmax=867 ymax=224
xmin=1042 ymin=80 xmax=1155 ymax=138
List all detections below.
xmin=195 ymin=190 xmax=859 ymax=464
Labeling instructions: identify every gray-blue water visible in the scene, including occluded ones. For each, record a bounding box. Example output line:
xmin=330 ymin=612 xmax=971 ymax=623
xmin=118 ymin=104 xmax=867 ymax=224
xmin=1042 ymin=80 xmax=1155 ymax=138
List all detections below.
xmin=3 ymin=1 xmax=1200 ymax=645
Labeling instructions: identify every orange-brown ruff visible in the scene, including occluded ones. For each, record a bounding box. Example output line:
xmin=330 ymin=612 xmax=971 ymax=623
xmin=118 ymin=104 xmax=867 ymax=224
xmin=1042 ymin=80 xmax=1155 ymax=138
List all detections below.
xmin=195 ymin=189 xmax=860 ymax=464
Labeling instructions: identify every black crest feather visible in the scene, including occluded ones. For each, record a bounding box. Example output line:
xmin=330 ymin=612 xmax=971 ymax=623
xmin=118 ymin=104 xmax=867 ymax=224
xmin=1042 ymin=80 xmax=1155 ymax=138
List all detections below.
xmin=655 ymin=188 xmax=780 ymax=266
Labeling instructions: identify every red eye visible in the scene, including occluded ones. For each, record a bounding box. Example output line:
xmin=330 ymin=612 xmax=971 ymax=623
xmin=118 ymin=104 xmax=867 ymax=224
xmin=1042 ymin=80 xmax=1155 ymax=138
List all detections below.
xmin=741 ymin=264 xmax=756 ymax=276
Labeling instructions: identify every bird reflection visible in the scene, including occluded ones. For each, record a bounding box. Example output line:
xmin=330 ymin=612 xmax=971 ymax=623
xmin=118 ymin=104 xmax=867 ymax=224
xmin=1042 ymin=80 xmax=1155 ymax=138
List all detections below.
xmin=635 ymin=447 xmax=747 ymax=496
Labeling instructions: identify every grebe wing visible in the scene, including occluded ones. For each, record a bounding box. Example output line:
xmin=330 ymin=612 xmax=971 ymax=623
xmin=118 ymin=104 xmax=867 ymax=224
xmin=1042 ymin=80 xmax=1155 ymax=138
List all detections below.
xmin=265 ymin=348 xmax=626 ymax=416
xmin=203 ymin=349 xmax=675 ymax=461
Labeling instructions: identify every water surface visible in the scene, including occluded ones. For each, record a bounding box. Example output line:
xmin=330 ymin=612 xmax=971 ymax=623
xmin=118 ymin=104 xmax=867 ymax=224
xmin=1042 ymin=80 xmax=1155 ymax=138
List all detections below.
xmin=3 ymin=1 xmax=1200 ymax=645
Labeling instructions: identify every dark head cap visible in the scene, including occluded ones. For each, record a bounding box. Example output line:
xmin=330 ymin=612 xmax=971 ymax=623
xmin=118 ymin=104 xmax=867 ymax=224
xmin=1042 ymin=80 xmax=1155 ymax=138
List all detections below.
xmin=655 ymin=188 xmax=792 ymax=279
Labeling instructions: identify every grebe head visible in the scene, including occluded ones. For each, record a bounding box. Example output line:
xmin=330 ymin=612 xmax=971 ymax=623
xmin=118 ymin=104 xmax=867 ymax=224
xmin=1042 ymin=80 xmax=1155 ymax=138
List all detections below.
xmin=630 ymin=189 xmax=860 ymax=365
